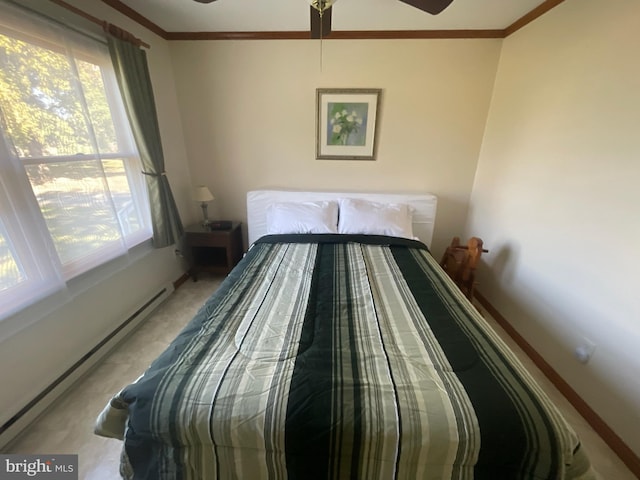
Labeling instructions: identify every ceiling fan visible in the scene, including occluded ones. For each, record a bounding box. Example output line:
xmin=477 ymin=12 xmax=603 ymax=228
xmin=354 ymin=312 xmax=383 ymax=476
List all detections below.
xmin=193 ymin=0 xmax=455 ymax=39
xmin=309 ymin=0 xmax=454 ymax=38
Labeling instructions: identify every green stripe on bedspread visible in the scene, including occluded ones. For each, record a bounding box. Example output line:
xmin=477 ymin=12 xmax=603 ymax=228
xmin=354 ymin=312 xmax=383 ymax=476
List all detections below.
xmin=118 ymin=234 xmax=594 ymax=480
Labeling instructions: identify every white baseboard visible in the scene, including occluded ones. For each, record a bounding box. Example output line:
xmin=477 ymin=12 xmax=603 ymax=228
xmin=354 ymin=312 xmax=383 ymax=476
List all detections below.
xmin=0 ymin=283 xmax=174 ymax=450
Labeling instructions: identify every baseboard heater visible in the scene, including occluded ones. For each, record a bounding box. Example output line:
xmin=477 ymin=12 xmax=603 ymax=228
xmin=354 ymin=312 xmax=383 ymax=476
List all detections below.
xmin=0 ymin=285 xmax=173 ymax=449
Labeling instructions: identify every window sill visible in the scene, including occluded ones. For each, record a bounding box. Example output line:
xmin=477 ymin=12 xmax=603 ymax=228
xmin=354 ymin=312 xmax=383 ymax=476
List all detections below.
xmin=0 ymin=238 xmax=158 ymax=343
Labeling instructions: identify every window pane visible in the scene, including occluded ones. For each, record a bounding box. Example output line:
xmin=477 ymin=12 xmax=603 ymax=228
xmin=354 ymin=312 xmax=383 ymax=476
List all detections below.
xmin=0 ymin=220 xmax=25 ymax=292
xmin=25 ymin=160 xmax=123 ymax=266
xmin=0 ymin=33 xmax=93 ymax=157
xmin=103 ymin=159 xmax=144 ymax=237
xmin=0 ymin=3 xmax=153 ymax=318
xmin=76 ymin=58 xmax=119 ymax=155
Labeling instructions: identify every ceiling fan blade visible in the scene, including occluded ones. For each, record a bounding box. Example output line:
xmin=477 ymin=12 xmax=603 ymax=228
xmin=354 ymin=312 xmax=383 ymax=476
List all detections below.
xmin=310 ymin=5 xmax=332 ymax=39
xmin=397 ymin=0 xmax=454 ymax=15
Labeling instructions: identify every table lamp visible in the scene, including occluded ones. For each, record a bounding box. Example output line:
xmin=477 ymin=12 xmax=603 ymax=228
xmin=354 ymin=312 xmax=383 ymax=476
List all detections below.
xmin=193 ymin=185 xmax=214 ymax=227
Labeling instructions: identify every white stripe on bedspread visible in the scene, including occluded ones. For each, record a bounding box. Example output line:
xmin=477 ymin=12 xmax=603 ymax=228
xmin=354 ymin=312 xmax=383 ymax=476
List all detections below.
xmin=151 ymin=243 xmax=317 ymax=479
xmin=359 ymin=244 xmax=479 ymax=480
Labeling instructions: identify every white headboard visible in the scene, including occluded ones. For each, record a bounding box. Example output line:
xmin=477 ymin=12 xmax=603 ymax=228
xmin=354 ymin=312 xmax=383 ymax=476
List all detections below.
xmin=246 ymin=189 xmax=438 ymax=247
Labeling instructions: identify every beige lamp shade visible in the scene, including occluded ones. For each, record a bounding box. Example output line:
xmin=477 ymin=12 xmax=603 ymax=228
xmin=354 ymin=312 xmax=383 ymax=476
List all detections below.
xmin=192 ymin=185 xmax=214 ymax=203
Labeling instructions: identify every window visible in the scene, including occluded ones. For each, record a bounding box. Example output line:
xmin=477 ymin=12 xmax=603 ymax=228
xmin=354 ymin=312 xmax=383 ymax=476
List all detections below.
xmin=0 ymin=3 xmax=152 ymax=319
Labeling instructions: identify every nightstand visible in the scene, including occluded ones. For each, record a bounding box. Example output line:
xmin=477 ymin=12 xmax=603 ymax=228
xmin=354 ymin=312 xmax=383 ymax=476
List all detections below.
xmin=184 ymin=222 xmax=243 ymax=280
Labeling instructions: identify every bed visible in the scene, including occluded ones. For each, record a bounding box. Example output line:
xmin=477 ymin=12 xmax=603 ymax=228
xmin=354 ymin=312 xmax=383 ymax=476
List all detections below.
xmin=96 ymin=189 xmax=596 ymax=479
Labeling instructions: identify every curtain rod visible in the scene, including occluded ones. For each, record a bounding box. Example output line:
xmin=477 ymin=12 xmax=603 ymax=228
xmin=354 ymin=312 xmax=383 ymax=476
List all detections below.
xmin=48 ymin=0 xmax=150 ymax=49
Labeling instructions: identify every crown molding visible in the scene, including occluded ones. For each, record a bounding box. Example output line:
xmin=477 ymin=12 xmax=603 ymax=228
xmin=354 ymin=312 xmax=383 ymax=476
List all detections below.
xmin=505 ymin=0 xmax=565 ymax=36
xmin=165 ymin=29 xmax=505 ymax=41
xmin=101 ymin=0 xmax=565 ymax=41
xmin=101 ymin=0 xmax=168 ymax=39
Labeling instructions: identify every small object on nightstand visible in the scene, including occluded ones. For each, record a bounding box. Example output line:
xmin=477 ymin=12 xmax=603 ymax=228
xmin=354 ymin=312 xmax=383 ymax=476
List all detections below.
xmin=185 ymin=222 xmax=243 ymax=281
xmin=207 ymin=220 xmax=233 ymax=230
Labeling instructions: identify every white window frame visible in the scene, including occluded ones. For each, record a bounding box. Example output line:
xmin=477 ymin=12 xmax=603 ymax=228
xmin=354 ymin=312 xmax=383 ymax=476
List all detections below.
xmin=0 ymin=3 xmax=152 ymax=319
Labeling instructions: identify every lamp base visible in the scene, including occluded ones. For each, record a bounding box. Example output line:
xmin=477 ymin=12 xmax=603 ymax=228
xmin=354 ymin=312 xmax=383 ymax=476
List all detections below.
xmin=200 ymin=202 xmax=210 ymax=227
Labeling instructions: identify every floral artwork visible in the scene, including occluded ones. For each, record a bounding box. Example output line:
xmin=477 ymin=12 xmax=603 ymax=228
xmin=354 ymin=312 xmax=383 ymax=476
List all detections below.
xmin=316 ymin=89 xmax=381 ymax=160
xmin=327 ymin=103 xmax=368 ymax=146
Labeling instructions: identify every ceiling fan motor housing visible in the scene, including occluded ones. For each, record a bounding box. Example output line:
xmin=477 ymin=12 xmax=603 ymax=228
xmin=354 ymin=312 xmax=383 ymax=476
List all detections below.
xmin=309 ymin=0 xmax=336 ymax=13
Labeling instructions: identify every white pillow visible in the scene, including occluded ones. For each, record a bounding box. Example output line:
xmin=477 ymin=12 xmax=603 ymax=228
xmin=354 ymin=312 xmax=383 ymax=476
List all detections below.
xmin=266 ymin=200 xmax=338 ymax=235
xmin=338 ymin=198 xmax=414 ymax=239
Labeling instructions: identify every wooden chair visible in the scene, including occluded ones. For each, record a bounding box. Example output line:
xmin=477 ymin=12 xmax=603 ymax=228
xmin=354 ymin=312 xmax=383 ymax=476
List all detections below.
xmin=440 ymin=236 xmax=488 ymax=302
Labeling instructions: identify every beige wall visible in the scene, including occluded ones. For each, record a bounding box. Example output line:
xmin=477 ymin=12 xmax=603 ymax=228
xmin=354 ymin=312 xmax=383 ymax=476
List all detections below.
xmin=169 ymin=38 xmax=502 ymax=255
xmin=468 ymin=0 xmax=640 ymax=455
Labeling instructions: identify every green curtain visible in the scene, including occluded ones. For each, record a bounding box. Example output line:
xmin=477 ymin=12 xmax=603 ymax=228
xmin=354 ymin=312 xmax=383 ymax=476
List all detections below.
xmin=105 ymin=32 xmax=184 ymax=248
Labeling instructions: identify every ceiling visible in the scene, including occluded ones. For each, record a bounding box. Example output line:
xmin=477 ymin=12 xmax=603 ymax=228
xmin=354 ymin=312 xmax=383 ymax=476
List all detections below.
xmin=112 ymin=0 xmax=552 ymax=35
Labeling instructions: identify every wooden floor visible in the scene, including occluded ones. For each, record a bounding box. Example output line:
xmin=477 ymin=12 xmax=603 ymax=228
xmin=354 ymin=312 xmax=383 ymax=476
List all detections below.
xmin=5 ymin=274 xmax=636 ymax=479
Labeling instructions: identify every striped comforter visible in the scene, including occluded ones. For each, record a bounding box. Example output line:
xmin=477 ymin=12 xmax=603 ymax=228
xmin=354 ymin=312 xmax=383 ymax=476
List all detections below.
xmin=97 ymin=234 xmax=595 ymax=479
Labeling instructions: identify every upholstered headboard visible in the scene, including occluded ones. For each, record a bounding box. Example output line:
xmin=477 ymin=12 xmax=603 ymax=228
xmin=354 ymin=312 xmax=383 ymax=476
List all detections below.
xmin=246 ymin=189 xmax=438 ymax=247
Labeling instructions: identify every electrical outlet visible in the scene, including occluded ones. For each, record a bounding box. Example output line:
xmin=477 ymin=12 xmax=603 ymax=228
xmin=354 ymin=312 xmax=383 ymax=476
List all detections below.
xmin=574 ymin=337 xmax=596 ymax=364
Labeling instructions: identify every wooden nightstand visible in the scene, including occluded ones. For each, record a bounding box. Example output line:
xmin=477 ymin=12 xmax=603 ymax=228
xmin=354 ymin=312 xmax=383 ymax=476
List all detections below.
xmin=184 ymin=222 xmax=243 ymax=280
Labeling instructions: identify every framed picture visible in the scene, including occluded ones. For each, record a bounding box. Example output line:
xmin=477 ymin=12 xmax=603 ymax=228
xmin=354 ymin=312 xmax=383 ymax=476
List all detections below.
xmin=316 ymin=88 xmax=382 ymax=160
